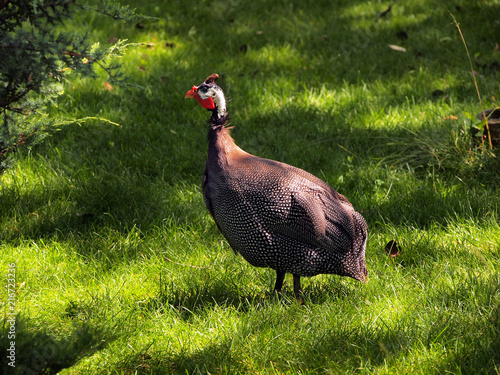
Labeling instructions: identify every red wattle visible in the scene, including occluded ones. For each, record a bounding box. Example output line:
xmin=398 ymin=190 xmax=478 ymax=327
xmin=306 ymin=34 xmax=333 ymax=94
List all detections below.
xmin=185 ymin=86 xmax=215 ymax=110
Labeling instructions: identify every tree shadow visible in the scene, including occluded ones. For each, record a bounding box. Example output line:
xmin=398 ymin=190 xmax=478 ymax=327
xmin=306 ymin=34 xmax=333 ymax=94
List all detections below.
xmin=112 ymin=339 xmax=249 ymax=374
xmin=0 ymin=313 xmax=116 ymax=375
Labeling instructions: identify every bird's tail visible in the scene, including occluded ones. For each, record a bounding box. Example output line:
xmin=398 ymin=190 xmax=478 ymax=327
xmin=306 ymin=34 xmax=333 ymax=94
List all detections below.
xmin=352 ymin=212 xmax=368 ymax=283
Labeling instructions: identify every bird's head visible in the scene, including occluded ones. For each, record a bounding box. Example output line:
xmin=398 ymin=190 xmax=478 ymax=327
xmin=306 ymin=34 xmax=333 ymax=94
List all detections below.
xmin=185 ymin=74 xmax=227 ymax=121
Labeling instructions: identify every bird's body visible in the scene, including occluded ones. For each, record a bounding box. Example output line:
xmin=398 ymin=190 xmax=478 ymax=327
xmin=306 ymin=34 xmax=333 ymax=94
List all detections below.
xmin=186 ymin=74 xmax=368 ymax=300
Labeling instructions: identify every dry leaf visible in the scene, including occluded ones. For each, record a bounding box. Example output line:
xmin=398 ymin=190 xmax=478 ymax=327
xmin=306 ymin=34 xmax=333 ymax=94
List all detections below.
xmin=388 ymin=44 xmax=406 ymax=52
xmin=104 ymin=82 xmax=113 ymax=91
xmin=385 ymin=240 xmax=401 ymax=258
xmin=443 ymin=115 xmax=458 ymax=120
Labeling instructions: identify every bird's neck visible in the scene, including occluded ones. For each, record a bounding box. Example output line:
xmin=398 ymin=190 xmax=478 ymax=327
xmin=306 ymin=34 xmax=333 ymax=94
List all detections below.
xmin=208 ymin=123 xmax=235 ymax=156
xmin=208 ymin=87 xmax=231 ymax=152
xmin=211 ymin=88 xmax=226 ymax=123
xmin=206 ymin=87 xmax=247 ymax=165
xmin=207 ymin=121 xmax=247 ymax=169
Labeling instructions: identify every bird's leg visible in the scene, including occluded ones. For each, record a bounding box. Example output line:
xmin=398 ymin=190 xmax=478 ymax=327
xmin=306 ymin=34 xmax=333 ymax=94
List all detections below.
xmin=293 ymin=275 xmax=304 ymax=304
xmin=274 ymin=270 xmax=286 ymax=296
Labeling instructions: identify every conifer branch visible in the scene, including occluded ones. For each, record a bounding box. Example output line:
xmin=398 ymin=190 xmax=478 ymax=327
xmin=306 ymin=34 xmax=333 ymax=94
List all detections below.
xmin=0 ymin=0 xmax=151 ymax=171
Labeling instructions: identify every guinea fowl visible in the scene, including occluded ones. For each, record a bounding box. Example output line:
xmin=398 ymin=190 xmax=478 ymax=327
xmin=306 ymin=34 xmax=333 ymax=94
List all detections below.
xmin=185 ymin=74 xmax=368 ymax=301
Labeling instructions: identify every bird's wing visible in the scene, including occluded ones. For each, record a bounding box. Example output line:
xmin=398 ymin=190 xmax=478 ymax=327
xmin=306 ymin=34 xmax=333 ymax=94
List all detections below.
xmin=231 ymin=155 xmax=358 ymax=253
xmin=267 ymin=183 xmax=357 ymax=253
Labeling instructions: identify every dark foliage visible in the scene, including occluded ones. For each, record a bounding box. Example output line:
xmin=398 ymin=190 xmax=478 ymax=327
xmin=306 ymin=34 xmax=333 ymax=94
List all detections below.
xmin=0 ymin=0 xmax=150 ymax=172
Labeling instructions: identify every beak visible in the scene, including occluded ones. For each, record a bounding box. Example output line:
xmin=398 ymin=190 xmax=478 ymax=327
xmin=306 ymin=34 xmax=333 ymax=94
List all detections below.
xmin=185 ymin=85 xmax=216 ymax=110
xmin=185 ymin=85 xmax=198 ymax=99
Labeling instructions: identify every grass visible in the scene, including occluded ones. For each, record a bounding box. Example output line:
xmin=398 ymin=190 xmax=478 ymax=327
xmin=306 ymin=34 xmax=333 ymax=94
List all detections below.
xmin=1 ymin=0 xmax=500 ymax=373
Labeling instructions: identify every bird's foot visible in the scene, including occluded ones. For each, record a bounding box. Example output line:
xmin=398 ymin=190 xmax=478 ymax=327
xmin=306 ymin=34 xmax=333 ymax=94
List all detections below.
xmin=293 ymin=275 xmax=304 ymax=305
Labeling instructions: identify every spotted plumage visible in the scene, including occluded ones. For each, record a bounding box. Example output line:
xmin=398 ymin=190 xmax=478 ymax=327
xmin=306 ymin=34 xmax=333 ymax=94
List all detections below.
xmin=185 ymin=74 xmax=368 ymax=301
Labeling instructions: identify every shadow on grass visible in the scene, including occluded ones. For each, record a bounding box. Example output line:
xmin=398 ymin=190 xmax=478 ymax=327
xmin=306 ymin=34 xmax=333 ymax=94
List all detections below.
xmin=141 ymin=274 xmax=263 ymax=320
xmin=0 ymin=314 xmax=115 ymax=375
xmin=140 ymin=264 xmax=362 ymax=321
xmin=111 ymin=309 xmax=500 ymax=375
xmin=114 ymin=339 xmax=249 ymax=375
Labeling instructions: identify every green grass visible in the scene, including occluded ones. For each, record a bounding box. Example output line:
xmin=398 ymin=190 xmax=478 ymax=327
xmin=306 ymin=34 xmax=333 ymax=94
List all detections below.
xmin=1 ymin=0 xmax=500 ymax=373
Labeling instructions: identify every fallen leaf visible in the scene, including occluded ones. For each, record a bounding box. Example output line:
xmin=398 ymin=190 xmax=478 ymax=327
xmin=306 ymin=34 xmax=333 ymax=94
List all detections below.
xmin=385 ymin=240 xmax=401 ymax=258
xmin=443 ymin=115 xmax=458 ymax=120
xmin=388 ymin=44 xmax=406 ymax=52
xmin=104 ymin=82 xmax=113 ymax=91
